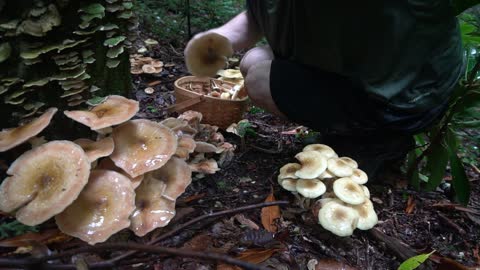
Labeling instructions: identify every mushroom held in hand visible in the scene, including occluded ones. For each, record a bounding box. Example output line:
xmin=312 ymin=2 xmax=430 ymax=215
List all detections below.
xmin=185 ymin=32 xmax=233 ymax=77
xmin=64 ymin=95 xmax=139 ymax=130
xmin=110 ymin=119 xmax=177 ymax=178
xmin=55 ymin=170 xmax=136 ymax=245
xmin=0 ymin=107 xmax=57 ymax=152
xmin=0 ymin=141 xmax=90 ymax=226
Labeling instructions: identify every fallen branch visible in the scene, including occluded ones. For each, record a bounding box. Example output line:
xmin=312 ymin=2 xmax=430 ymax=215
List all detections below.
xmin=0 ymin=242 xmax=269 ymax=270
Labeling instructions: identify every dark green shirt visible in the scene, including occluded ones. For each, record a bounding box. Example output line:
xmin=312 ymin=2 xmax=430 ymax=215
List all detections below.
xmin=246 ymin=0 xmax=465 ymax=113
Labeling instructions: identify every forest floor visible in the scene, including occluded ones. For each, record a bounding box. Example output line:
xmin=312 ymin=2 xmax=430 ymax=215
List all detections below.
xmin=0 ymin=36 xmax=479 ymax=270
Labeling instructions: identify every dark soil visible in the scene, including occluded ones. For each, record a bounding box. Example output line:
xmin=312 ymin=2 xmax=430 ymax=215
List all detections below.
xmin=0 ymin=36 xmax=479 ymax=270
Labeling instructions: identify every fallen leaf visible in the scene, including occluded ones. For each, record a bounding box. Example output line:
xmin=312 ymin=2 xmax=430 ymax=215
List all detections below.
xmin=234 ymin=214 xmax=260 ymax=230
xmin=474 ymin=245 xmax=480 ymax=266
xmin=181 ymin=234 xmax=213 ymax=251
xmin=147 ymin=80 xmax=161 ymax=87
xmin=405 ymin=195 xmax=416 ymax=214
xmin=437 ymin=257 xmax=470 ymax=270
xmin=261 ymin=189 xmax=281 ymax=233
xmin=164 ymin=63 xmax=175 ymax=68
xmin=181 ymin=193 xmax=206 ymax=203
xmin=0 ymin=229 xmax=68 ymax=247
xmin=314 ymin=259 xmax=358 ymax=270
xmin=217 ymin=248 xmax=280 ymax=270
xmin=398 ymin=250 xmax=435 ymax=270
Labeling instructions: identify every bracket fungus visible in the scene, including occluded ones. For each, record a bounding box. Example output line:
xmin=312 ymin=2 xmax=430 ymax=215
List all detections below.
xmin=0 ymin=107 xmax=57 ymax=152
xmin=55 ymin=170 xmax=136 ymax=245
xmin=278 ymin=143 xmax=378 ymax=236
xmin=110 ymin=119 xmax=177 ymax=178
xmin=64 ymin=95 xmax=139 ymax=130
xmin=0 ymin=140 xmax=90 ymax=226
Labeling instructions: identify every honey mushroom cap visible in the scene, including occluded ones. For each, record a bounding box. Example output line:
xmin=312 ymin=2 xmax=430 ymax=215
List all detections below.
xmin=294 ymin=150 xmax=327 ymax=179
xmin=302 ymin=144 xmax=338 ymax=159
xmin=278 ymin=163 xmax=301 ymax=180
xmin=362 ymin=185 xmax=370 ymax=199
xmin=64 ymin=95 xmax=139 ymax=130
xmin=318 ymin=199 xmax=359 ymax=237
xmin=149 ymin=157 xmax=192 ymax=201
xmin=352 ymin=198 xmax=378 ymax=230
xmin=339 ymin=157 xmax=358 ymax=169
xmin=185 ymin=32 xmax=234 ymax=77
xmin=177 ymin=110 xmax=203 ymax=130
xmin=175 ymin=135 xmax=196 ymax=159
xmin=279 ymin=178 xmax=298 ymax=192
xmin=327 ymin=158 xmax=354 ymax=177
xmin=129 ymin=176 xmax=175 ymax=237
xmin=296 ymin=179 xmax=326 ymax=198
xmin=188 ymin=158 xmax=219 ymax=174
xmin=74 ymin=137 xmax=115 ymax=163
xmin=194 ymin=141 xmax=219 ymax=153
xmin=55 ymin=170 xmax=136 ymax=245
xmin=351 ymin=168 xmax=368 ymax=184
xmin=0 ymin=141 xmax=90 ymax=226
xmin=96 ymin=157 xmax=144 ymax=189
xmin=110 ymin=119 xmax=178 ymax=178
xmin=0 ymin=107 xmax=58 ymax=152
xmin=333 ymin=177 xmax=366 ymax=205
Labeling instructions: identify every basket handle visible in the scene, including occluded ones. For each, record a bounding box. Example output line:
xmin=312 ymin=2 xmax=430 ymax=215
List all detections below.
xmin=166 ymin=95 xmax=204 ymax=113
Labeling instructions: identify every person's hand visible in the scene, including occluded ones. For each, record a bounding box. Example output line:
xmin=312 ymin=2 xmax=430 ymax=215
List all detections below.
xmin=184 ymin=31 xmax=233 ymax=77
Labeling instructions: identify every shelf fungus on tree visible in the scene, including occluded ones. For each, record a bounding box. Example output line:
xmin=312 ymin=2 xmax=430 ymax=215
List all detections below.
xmin=55 ymin=170 xmax=136 ymax=245
xmin=110 ymin=119 xmax=177 ymax=178
xmin=64 ymin=95 xmax=139 ymax=130
xmin=0 ymin=107 xmax=57 ymax=152
xmin=129 ymin=176 xmax=176 ymax=237
xmin=0 ymin=141 xmax=90 ymax=226
xmin=185 ymin=32 xmax=234 ymax=77
xmin=74 ymin=137 xmax=115 ymax=163
xmin=96 ymin=158 xmax=143 ymax=189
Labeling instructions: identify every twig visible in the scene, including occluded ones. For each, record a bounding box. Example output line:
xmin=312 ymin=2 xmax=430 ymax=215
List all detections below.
xmin=107 ymin=200 xmax=289 ymax=263
xmin=0 ymin=243 xmax=269 ymax=270
xmin=437 ymin=212 xmax=467 ymax=235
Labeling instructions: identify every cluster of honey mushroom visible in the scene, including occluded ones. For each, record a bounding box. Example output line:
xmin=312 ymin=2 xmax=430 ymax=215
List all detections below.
xmin=277 ymin=144 xmax=378 ymax=237
xmin=0 ymin=95 xmax=234 ymax=245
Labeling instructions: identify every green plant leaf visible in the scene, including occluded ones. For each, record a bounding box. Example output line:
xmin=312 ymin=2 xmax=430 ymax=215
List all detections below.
xmin=397 ymin=250 xmax=435 ymax=270
xmin=446 ymin=128 xmax=471 ymax=205
xmin=424 ymin=141 xmax=449 ymax=191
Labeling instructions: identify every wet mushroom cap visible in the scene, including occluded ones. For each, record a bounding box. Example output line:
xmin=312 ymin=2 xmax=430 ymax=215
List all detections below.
xmin=149 ymin=157 xmax=192 ymax=201
xmin=333 ymin=177 xmax=366 ymax=205
xmin=302 ymin=144 xmax=337 ymax=159
xmin=279 ymin=163 xmax=301 ymax=180
xmin=296 ymin=179 xmax=327 ymax=198
xmin=96 ymin=158 xmax=144 ymax=189
xmin=74 ymin=137 xmax=115 ymax=163
xmin=318 ymin=199 xmax=359 ymax=237
xmin=327 ymin=158 xmax=354 ymax=177
xmin=294 ymin=151 xmax=327 ymax=179
xmin=64 ymin=95 xmax=139 ymax=130
xmin=55 ymin=170 xmax=136 ymax=245
xmin=352 ymin=199 xmax=378 ymax=230
xmin=110 ymin=119 xmax=178 ymax=178
xmin=0 ymin=140 xmax=90 ymax=226
xmin=0 ymin=107 xmax=58 ymax=152
xmin=129 ymin=177 xmax=175 ymax=237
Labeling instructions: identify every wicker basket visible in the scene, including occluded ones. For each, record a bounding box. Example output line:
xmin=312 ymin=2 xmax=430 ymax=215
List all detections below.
xmin=172 ymin=76 xmax=248 ymax=129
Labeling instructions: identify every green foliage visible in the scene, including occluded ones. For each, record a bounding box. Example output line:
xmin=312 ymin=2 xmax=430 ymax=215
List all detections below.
xmin=135 ymin=0 xmax=244 ymax=43
xmin=406 ymin=10 xmax=480 ymax=205
xmin=0 ymin=220 xmax=38 ymax=239
xmin=397 ymin=250 xmax=435 ymax=270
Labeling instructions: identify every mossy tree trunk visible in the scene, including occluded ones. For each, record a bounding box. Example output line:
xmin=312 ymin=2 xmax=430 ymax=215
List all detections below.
xmin=0 ymin=0 xmax=138 ymax=129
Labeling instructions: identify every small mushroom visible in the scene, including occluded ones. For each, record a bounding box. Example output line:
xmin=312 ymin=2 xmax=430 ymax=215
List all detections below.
xmin=110 ymin=119 xmax=177 ymax=178
xmin=279 ymin=163 xmax=301 ymax=179
xmin=185 ymin=32 xmax=233 ymax=77
xmin=352 ymin=199 xmax=378 ymax=230
xmin=338 ymin=157 xmax=358 ymax=169
xmin=64 ymin=95 xmax=139 ymax=130
xmin=55 ymin=170 xmax=136 ymax=245
xmin=177 ymin=110 xmax=202 ymax=130
xmin=149 ymin=157 xmax=192 ymax=201
xmin=294 ymin=151 xmax=327 ymax=179
xmin=318 ymin=199 xmax=359 ymax=237
xmin=327 ymin=158 xmax=354 ymax=177
xmin=279 ymin=178 xmax=298 ymax=192
xmin=351 ymin=168 xmax=368 ymax=184
xmin=332 ymin=177 xmax=366 ymax=205
xmin=175 ymin=136 xmax=196 ymax=159
xmin=188 ymin=159 xmax=219 ymax=174
xmin=96 ymin=158 xmax=144 ymax=189
xmin=0 ymin=141 xmax=90 ymax=226
xmin=296 ymin=179 xmax=326 ymax=198
xmin=129 ymin=177 xmax=175 ymax=237
xmin=302 ymin=144 xmax=337 ymax=159
xmin=0 ymin=107 xmax=57 ymax=152
xmin=194 ymin=141 xmax=218 ymax=153
xmin=74 ymin=137 xmax=115 ymax=163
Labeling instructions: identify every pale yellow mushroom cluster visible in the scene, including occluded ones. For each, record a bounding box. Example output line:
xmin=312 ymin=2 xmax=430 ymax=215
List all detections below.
xmin=278 ymin=144 xmax=378 ymax=237
xmin=0 ymin=96 xmax=234 ymax=244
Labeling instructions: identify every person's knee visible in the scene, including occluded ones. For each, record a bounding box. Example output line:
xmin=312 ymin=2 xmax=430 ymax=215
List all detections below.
xmin=244 ymin=60 xmax=272 ymax=102
xmin=240 ymin=46 xmax=274 ymax=77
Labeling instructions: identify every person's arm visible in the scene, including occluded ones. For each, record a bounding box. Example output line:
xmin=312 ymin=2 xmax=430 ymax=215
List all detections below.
xmin=208 ymin=11 xmax=263 ymax=51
